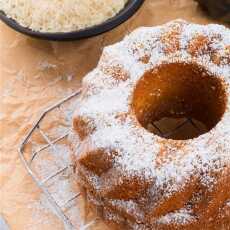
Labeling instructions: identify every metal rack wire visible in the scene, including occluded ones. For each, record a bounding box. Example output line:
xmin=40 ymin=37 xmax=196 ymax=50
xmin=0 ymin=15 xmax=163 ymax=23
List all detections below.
xmin=18 ymin=89 xmax=204 ymax=230
xmin=18 ymin=90 xmax=87 ymax=230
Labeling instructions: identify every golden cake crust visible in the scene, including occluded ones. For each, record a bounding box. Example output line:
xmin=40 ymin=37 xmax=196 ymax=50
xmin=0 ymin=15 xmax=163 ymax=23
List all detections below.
xmin=72 ymin=20 xmax=230 ymax=229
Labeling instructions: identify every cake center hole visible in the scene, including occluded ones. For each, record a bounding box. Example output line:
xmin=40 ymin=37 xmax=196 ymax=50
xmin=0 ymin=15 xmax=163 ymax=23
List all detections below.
xmin=132 ymin=63 xmax=227 ymax=140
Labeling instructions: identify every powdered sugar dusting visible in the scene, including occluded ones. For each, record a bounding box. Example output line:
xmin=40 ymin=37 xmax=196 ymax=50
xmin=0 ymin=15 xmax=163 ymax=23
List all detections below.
xmin=29 ymin=142 xmax=84 ymax=230
xmin=73 ymin=20 xmax=230 ymax=229
xmin=227 ymin=200 xmax=230 ymax=207
xmin=157 ymin=208 xmax=196 ymax=225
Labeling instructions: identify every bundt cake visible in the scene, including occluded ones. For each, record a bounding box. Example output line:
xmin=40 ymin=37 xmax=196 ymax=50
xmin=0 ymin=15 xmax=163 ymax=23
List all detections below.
xmin=71 ymin=20 xmax=230 ymax=229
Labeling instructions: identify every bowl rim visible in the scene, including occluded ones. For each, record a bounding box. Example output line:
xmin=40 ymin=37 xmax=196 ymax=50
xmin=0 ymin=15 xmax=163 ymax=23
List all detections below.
xmin=0 ymin=0 xmax=144 ymax=41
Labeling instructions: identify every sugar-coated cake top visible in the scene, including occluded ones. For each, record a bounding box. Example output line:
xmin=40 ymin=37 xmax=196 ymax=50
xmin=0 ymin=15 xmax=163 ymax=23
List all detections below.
xmin=72 ymin=19 xmax=230 ymax=226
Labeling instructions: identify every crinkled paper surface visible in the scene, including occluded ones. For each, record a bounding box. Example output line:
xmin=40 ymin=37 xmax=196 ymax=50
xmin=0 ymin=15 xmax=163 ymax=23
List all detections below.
xmin=0 ymin=0 xmax=225 ymax=229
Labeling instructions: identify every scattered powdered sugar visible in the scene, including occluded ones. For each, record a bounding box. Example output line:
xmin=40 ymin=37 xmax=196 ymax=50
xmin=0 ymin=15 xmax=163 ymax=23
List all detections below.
xmin=33 ymin=143 xmax=71 ymax=179
xmin=72 ymin=20 xmax=230 ymax=228
xmin=157 ymin=208 xmax=196 ymax=225
xmin=29 ymin=142 xmax=85 ymax=230
xmin=38 ymin=61 xmax=57 ymax=71
xmin=26 ymin=197 xmax=57 ymax=230
xmin=24 ymin=89 xmax=108 ymax=229
xmin=227 ymin=200 xmax=230 ymax=207
xmin=110 ymin=199 xmax=145 ymax=222
xmin=76 ymin=85 xmax=130 ymax=117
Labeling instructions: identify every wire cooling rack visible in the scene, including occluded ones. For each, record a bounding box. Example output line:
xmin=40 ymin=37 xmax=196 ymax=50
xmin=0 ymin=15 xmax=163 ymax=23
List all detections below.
xmin=18 ymin=89 xmax=205 ymax=230
xmin=18 ymin=89 xmax=95 ymax=230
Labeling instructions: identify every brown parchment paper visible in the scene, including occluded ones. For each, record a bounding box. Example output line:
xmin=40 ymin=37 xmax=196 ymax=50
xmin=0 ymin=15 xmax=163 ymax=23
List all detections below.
xmin=0 ymin=0 xmax=225 ymax=229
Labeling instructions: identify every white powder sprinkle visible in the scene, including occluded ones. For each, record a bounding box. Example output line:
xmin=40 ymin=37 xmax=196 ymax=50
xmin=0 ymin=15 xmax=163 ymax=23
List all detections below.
xmin=157 ymin=208 xmax=196 ymax=225
xmin=72 ymin=20 xmax=230 ymax=228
